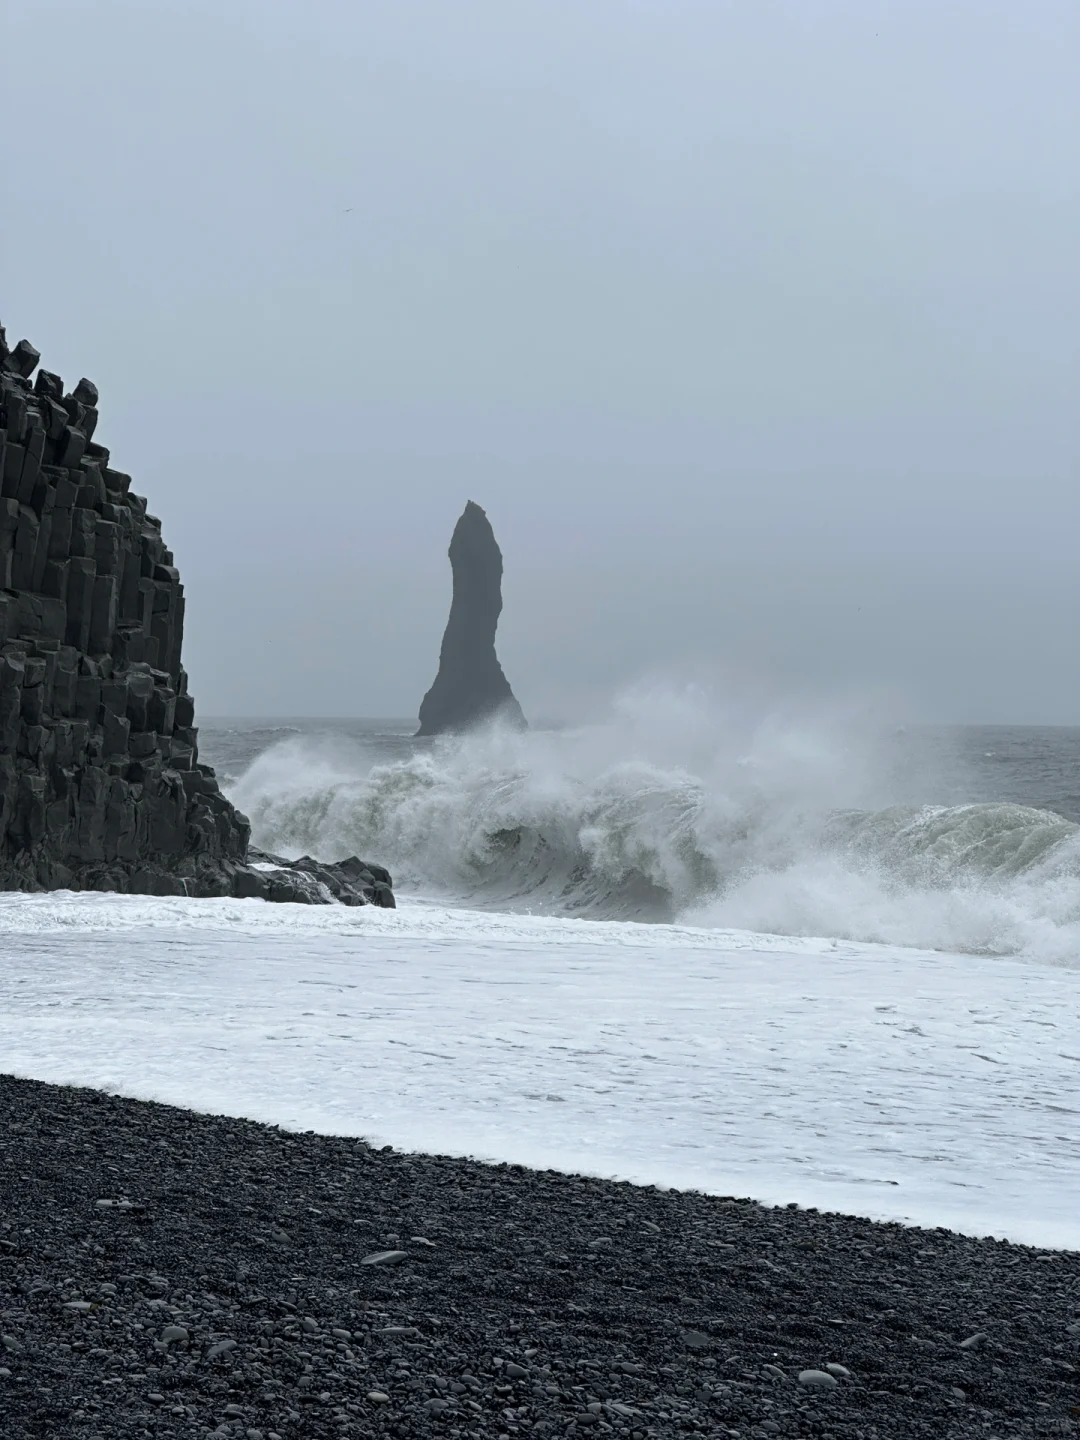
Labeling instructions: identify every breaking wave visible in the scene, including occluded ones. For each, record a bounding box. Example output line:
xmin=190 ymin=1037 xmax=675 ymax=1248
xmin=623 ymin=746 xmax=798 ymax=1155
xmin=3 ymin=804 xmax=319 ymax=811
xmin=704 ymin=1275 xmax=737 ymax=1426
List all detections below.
xmin=227 ymin=694 xmax=1080 ymax=962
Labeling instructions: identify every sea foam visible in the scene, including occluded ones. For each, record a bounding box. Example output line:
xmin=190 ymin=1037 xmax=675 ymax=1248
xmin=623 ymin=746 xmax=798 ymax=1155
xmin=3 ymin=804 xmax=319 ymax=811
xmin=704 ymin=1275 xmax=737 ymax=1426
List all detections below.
xmin=227 ymin=691 xmax=1080 ymax=963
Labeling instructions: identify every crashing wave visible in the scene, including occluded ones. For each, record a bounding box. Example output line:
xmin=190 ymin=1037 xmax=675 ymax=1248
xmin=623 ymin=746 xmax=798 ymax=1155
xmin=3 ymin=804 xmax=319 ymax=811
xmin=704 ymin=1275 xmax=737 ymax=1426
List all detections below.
xmin=226 ymin=700 xmax=1080 ymax=960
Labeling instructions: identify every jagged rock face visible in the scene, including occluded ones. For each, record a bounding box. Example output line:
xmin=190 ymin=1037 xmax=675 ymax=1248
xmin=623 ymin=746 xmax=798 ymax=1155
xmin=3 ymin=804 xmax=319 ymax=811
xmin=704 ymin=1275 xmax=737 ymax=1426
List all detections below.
xmin=417 ymin=501 xmax=525 ymax=737
xmin=0 ymin=323 xmax=393 ymax=905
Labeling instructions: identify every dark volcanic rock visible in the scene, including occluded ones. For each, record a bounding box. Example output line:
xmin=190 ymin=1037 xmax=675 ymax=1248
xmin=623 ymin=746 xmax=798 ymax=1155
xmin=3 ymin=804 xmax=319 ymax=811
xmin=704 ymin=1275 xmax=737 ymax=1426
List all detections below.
xmin=1 ymin=1074 xmax=1079 ymax=1440
xmin=0 ymin=323 xmax=392 ymax=906
xmin=248 ymin=847 xmax=396 ymax=909
xmin=417 ymin=501 xmax=525 ymax=736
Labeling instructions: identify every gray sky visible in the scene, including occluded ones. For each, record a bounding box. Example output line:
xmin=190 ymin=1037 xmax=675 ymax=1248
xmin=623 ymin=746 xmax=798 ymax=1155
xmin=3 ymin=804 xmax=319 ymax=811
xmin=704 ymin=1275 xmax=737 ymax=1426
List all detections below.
xmin=4 ymin=1 xmax=1078 ymax=722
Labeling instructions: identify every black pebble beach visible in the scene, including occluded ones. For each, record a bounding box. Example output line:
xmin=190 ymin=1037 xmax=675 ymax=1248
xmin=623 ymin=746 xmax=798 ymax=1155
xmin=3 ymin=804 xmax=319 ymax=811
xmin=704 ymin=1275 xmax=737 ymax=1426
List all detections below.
xmin=1 ymin=1074 xmax=1077 ymax=1440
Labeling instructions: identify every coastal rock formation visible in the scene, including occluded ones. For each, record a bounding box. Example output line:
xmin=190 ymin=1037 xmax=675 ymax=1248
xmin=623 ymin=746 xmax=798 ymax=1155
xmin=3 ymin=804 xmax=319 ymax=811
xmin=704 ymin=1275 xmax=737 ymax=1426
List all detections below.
xmin=0 ymin=323 xmax=393 ymax=905
xmin=248 ymin=848 xmax=395 ymax=908
xmin=417 ymin=500 xmax=525 ymax=736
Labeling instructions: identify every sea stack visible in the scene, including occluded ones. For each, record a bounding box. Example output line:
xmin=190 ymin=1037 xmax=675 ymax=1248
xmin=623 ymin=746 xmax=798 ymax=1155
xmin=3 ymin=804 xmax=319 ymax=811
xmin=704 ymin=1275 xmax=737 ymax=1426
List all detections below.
xmin=0 ymin=322 xmax=393 ymax=906
xmin=417 ymin=501 xmax=526 ymax=736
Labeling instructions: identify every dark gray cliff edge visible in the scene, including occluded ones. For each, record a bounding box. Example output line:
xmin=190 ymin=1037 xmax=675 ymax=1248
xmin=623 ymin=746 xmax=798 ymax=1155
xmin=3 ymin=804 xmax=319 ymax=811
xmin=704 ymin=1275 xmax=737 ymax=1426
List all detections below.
xmin=417 ymin=501 xmax=525 ymax=736
xmin=0 ymin=324 xmax=393 ymax=906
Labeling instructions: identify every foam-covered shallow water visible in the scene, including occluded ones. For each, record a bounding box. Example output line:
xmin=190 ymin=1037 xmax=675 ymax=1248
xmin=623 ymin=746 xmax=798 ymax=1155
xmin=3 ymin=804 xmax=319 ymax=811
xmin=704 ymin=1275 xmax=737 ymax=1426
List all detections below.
xmin=210 ymin=702 xmax=1080 ymax=961
xmin=2 ymin=702 xmax=1077 ymax=1252
xmin=1 ymin=892 xmax=1077 ymax=1249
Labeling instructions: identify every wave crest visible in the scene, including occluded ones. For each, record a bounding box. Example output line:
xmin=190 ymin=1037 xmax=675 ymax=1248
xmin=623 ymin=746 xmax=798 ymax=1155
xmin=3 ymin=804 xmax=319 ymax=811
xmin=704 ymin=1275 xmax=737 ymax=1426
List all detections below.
xmin=227 ymin=702 xmax=1080 ymax=961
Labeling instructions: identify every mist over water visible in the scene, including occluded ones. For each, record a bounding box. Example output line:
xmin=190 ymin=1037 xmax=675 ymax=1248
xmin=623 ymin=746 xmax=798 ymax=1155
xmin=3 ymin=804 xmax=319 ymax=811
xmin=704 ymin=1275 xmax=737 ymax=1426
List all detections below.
xmin=216 ymin=690 xmax=1080 ymax=965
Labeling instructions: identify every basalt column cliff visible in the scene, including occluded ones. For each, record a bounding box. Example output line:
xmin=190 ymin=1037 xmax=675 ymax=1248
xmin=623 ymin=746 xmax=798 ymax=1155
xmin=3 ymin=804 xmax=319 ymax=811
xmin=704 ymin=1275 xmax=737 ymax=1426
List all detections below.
xmin=0 ymin=325 xmax=392 ymax=905
xmin=417 ymin=501 xmax=526 ymax=736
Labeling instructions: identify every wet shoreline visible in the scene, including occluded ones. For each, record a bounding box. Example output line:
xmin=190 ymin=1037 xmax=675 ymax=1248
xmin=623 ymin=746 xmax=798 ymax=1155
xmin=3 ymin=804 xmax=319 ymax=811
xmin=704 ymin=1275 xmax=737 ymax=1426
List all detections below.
xmin=1 ymin=1073 xmax=1077 ymax=1439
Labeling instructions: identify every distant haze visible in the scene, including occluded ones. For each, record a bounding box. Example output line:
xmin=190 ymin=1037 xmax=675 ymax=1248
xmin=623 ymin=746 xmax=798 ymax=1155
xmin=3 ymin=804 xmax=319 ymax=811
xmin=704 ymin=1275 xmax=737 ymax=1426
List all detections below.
xmin=4 ymin=1 xmax=1078 ymax=722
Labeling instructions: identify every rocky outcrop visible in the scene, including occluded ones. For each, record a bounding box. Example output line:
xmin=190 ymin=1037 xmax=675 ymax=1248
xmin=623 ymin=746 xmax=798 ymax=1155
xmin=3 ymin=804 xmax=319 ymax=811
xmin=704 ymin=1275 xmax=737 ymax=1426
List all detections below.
xmin=248 ymin=848 xmax=395 ymax=908
xmin=0 ymin=322 xmax=393 ymax=905
xmin=417 ymin=500 xmax=525 ymax=736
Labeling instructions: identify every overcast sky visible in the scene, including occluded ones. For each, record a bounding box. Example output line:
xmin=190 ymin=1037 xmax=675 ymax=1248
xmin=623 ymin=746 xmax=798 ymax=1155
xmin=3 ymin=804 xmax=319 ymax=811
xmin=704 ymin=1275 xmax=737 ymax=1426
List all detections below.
xmin=4 ymin=1 xmax=1078 ymax=722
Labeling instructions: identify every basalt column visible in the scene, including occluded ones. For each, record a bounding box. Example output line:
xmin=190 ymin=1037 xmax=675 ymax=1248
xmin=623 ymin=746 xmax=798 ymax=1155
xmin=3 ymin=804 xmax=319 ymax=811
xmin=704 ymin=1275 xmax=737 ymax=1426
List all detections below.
xmin=0 ymin=323 xmax=392 ymax=905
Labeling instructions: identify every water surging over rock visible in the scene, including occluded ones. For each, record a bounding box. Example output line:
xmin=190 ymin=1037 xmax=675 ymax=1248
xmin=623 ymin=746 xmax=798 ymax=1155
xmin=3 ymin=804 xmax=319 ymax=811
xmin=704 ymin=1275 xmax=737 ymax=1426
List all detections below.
xmin=230 ymin=708 xmax=1080 ymax=958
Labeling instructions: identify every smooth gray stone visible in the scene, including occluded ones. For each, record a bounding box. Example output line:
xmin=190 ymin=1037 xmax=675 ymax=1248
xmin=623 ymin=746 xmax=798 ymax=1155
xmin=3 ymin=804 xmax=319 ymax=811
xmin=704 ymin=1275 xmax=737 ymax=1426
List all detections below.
xmin=798 ymin=1368 xmax=839 ymax=1388
xmin=680 ymin=1330 xmax=712 ymax=1349
xmin=359 ymin=1249 xmax=409 ymax=1267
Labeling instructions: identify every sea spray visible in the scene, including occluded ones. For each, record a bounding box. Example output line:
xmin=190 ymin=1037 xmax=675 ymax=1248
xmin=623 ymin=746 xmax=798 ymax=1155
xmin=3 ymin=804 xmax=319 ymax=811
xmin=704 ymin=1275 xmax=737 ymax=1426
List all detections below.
xmin=226 ymin=690 xmax=1080 ymax=959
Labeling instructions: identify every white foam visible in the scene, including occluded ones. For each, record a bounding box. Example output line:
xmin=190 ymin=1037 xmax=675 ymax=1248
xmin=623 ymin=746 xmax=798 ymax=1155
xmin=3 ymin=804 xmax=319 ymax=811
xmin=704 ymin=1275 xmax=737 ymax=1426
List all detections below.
xmin=225 ymin=698 xmax=1080 ymax=960
xmin=1 ymin=891 xmax=1077 ymax=1249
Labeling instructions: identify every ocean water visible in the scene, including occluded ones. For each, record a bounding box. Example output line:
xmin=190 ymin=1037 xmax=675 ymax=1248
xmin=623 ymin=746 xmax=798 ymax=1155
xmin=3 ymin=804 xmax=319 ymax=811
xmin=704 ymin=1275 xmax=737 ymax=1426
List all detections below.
xmin=2 ymin=698 xmax=1078 ymax=1247
xmin=211 ymin=703 xmax=1080 ymax=961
